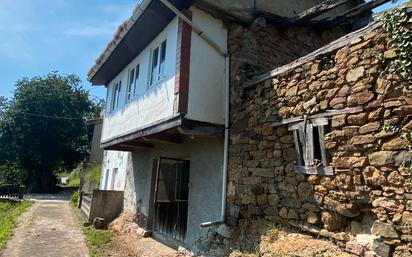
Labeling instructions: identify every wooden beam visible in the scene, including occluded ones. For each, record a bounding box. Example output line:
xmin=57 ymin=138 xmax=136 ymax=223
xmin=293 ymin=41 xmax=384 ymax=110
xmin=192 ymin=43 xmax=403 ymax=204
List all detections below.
xmin=179 ymin=118 xmax=224 ymax=138
xmin=272 ymin=106 xmax=363 ymax=127
xmin=325 ymin=0 xmax=391 ymax=27
xmin=142 ymin=133 xmax=183 ymax=144
xmin=193 ymin=0 xmax=251 ymax=24
xmin=100 ymin=114 xmax=182 ymax=149
xmin=295 ymin=165 xmax=334 ymax=176
xmin=291 ymin=0 xmax=352 ymax=23
xmin=241 ymin=20 xmax=381 ymax=91
xmin=122 ymin=141 xmax=154 ymax=148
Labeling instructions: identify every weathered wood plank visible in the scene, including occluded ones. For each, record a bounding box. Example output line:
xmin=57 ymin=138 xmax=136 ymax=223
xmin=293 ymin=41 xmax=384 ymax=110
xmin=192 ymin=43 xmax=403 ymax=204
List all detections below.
xmin=318 ymin=125 xmax=329 ymax=167
xmin=291 ymin=0 xmax=351 ymax=22
xmin=288 ymin=117 xmax=329 ymax=130
xmin=142 ymin=133 xmax=183 ymax=144
xmin=275 ymin=106 xmax=363 ymax=127
xmin=326 ymin=0 xmax=392 ymax=27
xmin=293 ymin=130 xmax=304 ymax=166
xmin=297 ymin=124 xmax=307 ymax=164
xmin=305 ymin=124 xmax=314 ymax=166
xmin=295 ymin=165 xmax=334 ymax=176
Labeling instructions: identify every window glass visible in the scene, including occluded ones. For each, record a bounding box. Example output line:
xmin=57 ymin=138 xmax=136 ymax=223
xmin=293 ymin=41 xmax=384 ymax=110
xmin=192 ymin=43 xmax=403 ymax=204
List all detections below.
xmin=134 ymin=64 xmax=140 ymax=96
xmin=111 ymin=81 xmax=122 ymax=111
xmin=150 ymin=40 xmax=167 ymax=86
xmin=116 ymin=81 xmax=121 ymax=109
xmin=111 ymin=83 xmax=117 ymax=111
xmin=127 ymin=68 xmax=135 ymax=101
xmin=150 ymin=47 xmax=159 ymax=85
xmin=159 ymin=40 xmax=167 ymax=79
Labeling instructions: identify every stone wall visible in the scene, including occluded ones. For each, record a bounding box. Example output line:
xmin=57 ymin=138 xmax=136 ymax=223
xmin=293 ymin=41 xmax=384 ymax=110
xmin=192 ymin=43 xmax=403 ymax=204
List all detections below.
xmin=226 ymin=22 xmax=411 ymax=257
xmin=228 ymin=17 xmax=346 ymax=92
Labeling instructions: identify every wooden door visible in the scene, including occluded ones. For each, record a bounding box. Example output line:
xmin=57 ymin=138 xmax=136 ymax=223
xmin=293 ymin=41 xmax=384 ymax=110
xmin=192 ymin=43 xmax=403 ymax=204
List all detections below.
xmin=154 ymin=158 xmax=189 ymax=242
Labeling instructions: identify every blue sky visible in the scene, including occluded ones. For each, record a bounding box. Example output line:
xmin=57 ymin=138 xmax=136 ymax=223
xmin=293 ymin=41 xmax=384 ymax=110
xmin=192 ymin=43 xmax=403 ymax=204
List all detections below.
xmin=0 ymin=0 xmax=406 ymax=101
xmin=0 ymin=0 xmax=138 ymax=100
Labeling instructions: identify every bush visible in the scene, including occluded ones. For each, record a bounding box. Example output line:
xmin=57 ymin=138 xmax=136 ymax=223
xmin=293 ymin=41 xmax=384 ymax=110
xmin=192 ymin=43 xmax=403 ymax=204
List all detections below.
xmin=70 ymin=191 xmax=80 ymax=208
xmin=0 ymin=163 xmax=25 ymax=186
xmin=67 ymin=166 xmax=81 ymax=187
xmin=84 ymin=164 xmax=102 ymax=186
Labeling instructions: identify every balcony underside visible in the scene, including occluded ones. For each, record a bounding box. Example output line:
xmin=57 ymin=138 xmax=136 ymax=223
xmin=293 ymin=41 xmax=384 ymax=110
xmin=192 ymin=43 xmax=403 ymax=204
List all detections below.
xmin=101 ymin=114 xmax=224 ymax=151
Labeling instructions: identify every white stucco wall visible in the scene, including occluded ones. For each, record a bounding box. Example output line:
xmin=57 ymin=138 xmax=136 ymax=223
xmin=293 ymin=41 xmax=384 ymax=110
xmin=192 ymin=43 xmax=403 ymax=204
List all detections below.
xmin=122 ymin=138 xmax=224 ymax=251
xmin=100 ymin=150 xmax=128 ymax=191
xmin=102 ymin=17 xmax=179 ymax=143
xmin=186 ymin=7 xmax=227 ymax=125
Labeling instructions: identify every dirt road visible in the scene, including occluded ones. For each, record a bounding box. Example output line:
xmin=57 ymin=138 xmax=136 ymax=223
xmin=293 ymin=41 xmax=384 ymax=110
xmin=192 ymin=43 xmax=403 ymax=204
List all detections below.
xmin=0 ymin=195 xmax=89 ymax=257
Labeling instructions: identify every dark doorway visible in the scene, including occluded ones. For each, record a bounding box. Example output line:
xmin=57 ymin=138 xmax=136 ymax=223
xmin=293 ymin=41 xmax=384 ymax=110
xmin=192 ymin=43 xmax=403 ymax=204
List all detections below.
xmin=154 ymin=158 xmax=189 ymax=242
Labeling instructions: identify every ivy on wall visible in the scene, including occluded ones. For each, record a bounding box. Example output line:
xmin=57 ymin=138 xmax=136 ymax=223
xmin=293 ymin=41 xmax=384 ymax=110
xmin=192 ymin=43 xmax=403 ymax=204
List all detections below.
xmin=381 ymin=6 xmax=412 ymax=79
xmin=380 ymin=5 xmax=412 ymax=206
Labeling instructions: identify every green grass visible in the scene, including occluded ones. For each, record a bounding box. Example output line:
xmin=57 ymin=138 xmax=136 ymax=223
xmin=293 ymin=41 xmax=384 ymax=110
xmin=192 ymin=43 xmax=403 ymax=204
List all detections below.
xmin=65 ymin=163 xmax=102 ymax=188
xmin=84 ymin=164 xmax=102 ymax=186
xmin=69 ymin=196 xmax=111 ymax=257
xmin=0 ymin=200 xmax=32 ymax=250
xmin=83 ymin=227 xmax=111 ymax=257
xmin=67 ymin=176 xmax=81 ymax=187
xmin=70 ymin=191 xmax=80 ymax=208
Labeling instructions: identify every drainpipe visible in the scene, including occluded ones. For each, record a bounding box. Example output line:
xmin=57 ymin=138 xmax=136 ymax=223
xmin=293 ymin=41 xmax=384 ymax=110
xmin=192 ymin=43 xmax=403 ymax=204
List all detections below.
xmin=159 ymin=0 xmax=229 ymax=228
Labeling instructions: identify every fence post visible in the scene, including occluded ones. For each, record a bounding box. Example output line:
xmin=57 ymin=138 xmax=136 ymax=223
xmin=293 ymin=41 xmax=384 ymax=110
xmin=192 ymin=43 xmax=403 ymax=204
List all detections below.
xmin=78 ymin=191 xmax=83 ymax=208
xmin=18 ymin=185 xmax=25 ymax=200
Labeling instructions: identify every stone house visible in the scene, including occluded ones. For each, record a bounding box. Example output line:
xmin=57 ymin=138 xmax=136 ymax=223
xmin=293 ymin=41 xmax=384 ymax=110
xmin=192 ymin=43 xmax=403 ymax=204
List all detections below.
xmin=223 ymin=6 xmax=412 ymax=257
xmin=87 ymin=0 xmax=398 ymax=254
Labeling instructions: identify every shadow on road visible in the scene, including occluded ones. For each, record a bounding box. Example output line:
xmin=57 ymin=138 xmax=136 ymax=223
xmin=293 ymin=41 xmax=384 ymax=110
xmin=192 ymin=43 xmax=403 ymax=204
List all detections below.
xmin=25 ymin=193 xmax=71 ymax=202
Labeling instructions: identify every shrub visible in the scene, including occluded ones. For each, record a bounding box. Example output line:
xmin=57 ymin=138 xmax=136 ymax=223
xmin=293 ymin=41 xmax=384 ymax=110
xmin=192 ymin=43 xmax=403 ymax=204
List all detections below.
xmin=70 ymin=191 xmax=80 ymax=208
xmin=84 ymin=164 xmax=102 ymax=186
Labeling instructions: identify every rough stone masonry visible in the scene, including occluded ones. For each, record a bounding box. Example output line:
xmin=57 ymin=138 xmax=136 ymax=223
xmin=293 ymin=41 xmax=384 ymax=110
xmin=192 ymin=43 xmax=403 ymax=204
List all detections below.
xmin=222 ymin=16 xmax=411 ymax=257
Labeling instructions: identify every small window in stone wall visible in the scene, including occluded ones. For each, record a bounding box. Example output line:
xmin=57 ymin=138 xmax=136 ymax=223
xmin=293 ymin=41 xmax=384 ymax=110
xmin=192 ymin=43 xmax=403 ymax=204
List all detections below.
xmin=288 ymin=117 xmax=334 ymax=175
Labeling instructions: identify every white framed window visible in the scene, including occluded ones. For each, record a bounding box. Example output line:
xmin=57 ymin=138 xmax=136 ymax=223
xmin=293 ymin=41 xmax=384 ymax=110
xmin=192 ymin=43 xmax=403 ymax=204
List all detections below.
xmin=127 ymin=64 xmax=140 ymax=101
xmin=104 ymin=169 xmax=110 ymax=190
xmin=150 ymin=40 xmax=167 ymax=86
xmin=111 ymin=80 xmax=122 ymax=111
xmin=111 ymin=168 xmax=118 ymax=190
xmin=127 ymin=67 xmax=135 ymax=101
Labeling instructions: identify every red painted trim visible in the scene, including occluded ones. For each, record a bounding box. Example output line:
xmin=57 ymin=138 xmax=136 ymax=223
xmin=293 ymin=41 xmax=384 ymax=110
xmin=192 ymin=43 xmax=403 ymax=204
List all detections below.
xmin=175 ymin=11 xmax=192 ymax=114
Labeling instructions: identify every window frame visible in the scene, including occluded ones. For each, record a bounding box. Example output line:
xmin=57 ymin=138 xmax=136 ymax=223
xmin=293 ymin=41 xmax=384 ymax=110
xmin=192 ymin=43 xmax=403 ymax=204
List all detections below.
xmin=149 ymin=39 xmax=167 ymax=87
xmin=126 ymin=64 xmax=140 ymax=102
xmin=111 ymin=80 xmax=122 ymax=111
xmin=288 ymin=117 xmax=333 ymax=176
xmin=126 ymin=67 xmax=135 ymax=102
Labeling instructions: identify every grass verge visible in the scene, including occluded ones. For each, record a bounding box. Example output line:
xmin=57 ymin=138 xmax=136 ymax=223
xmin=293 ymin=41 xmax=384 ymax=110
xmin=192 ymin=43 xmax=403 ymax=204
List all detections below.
xmin=69 ymin=191 xmax=80 ymax=208
xmin=83 ymin=226 xmax=111 ymax=257
xmin=0 ymin=200 xmax=32 ymax=250
xmin=69 ymin=193 xmax=111 ymax=257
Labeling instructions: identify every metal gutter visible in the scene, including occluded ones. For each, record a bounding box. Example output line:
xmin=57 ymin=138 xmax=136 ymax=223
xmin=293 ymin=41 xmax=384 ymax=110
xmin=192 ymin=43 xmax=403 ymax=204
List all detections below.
xmin=159 ymin=0 xmax=230 ymax=229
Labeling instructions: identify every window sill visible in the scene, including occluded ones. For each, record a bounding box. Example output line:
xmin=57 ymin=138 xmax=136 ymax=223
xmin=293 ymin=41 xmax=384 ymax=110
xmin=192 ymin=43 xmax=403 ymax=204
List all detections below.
xmin=126 ymin=95 xmax=141 ymax=105
xmin=149 ymin=78 xmax=167 ymax=89
xmin=107 ymin=108 xmax=122 ymax=116
xmin=294 ymin=165 xmax=334 ymax=176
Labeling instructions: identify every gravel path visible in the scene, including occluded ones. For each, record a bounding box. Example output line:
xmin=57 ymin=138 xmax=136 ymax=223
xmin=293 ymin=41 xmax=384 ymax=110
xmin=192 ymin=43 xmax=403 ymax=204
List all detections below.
xmin=0 ymin=196 xmax=89 ymax=257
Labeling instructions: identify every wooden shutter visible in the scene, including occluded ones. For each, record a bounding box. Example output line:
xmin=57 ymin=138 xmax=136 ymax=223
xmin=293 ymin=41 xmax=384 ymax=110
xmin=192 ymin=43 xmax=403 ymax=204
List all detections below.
xmin=303 ymin=123 xmax=314 ymax=166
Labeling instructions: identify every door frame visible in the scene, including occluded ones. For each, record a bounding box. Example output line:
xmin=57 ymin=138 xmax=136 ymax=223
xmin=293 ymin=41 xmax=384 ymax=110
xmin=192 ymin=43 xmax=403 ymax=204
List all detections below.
xmin=150 ymin=157 xmax=190 ymax=246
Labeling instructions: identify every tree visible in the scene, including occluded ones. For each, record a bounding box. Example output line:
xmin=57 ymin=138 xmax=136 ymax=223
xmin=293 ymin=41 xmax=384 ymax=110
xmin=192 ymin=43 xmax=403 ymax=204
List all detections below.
xmin=0 ymin=72 xmax=100 ymax=192
xmin=0 ymin=96 xmax=7 ymax=120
